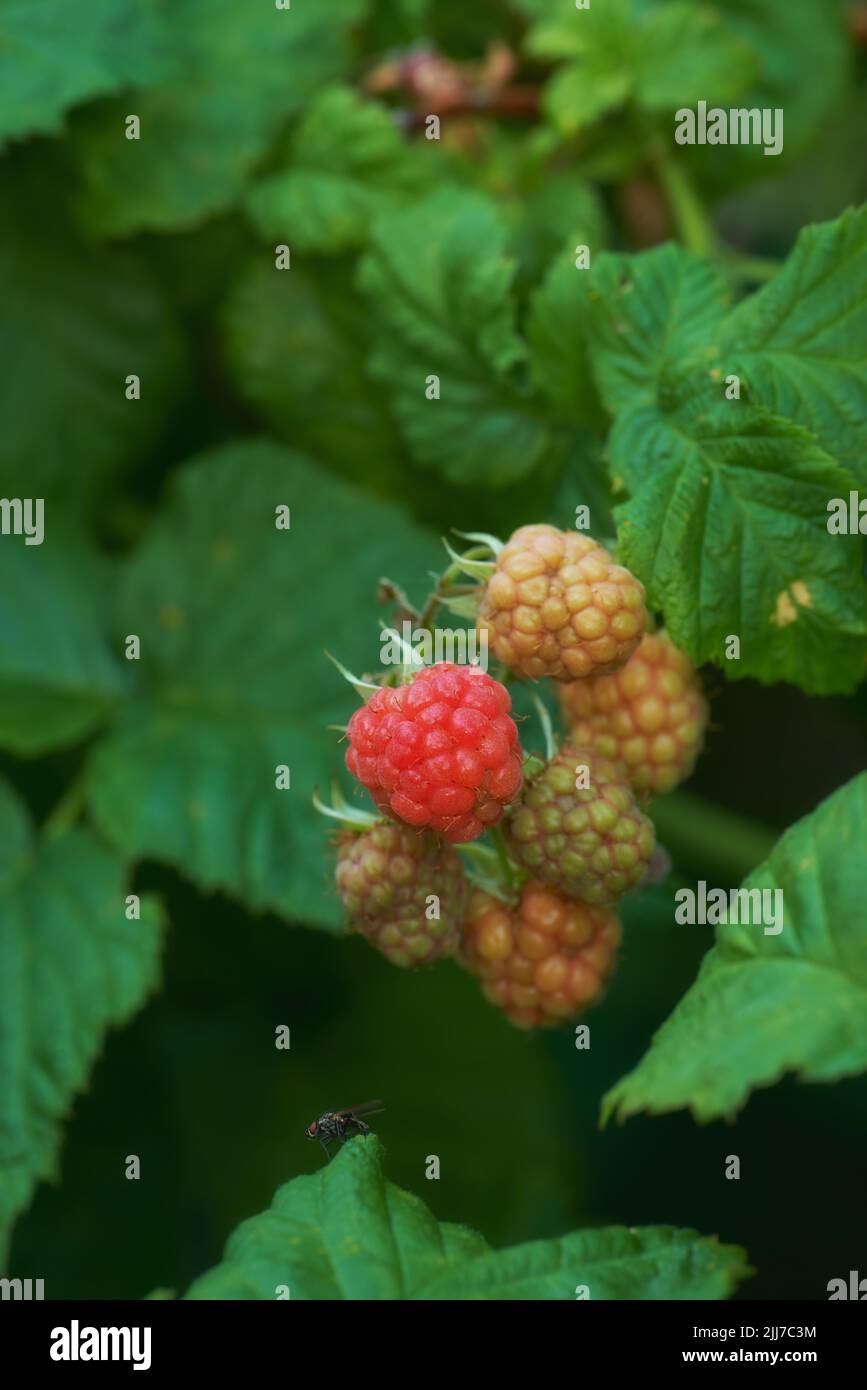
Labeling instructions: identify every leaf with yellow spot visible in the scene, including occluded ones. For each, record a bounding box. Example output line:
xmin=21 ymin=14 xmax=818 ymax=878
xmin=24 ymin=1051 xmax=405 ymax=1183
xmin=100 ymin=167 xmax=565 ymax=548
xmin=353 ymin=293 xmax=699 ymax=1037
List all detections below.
xmin=611 ymin=393 xmax=867 ymax=693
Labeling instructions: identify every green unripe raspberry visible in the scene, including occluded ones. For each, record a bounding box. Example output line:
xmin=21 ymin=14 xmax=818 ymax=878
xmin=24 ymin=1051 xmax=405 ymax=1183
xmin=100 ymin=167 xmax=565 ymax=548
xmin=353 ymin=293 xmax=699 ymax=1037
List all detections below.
xmin=505 ymin=745 xmax=655 ymax=907
xmin=335 ymin=822 xmax=466 ymax=968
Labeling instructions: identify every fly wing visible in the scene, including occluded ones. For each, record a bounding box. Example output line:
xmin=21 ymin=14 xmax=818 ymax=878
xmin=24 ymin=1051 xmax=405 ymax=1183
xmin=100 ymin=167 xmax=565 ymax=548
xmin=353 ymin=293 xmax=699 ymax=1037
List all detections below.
xmin=336 ymin=1100 xmax=385 ymax=1118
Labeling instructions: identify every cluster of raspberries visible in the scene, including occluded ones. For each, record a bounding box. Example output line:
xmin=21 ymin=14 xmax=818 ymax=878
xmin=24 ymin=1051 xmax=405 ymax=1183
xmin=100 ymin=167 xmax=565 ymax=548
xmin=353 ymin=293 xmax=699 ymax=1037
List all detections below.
xmin=333 ymin=524 xmax=708 ymax=1030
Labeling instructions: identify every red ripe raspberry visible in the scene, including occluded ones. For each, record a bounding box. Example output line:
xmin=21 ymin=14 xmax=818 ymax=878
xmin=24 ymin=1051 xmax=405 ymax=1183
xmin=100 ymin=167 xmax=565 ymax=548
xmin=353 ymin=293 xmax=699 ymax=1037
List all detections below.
xmin=478 ymin=524 xmax=646 ymax=681
xmin=560 ymin=631 xmax=708 ymax=796
xmin=459 ymin=882 xmax=621 ymax=1029
xmin=336 ymin=823 xmax=465 ymax=967
xmin=344 ymin=662 xmax=523 ymax=843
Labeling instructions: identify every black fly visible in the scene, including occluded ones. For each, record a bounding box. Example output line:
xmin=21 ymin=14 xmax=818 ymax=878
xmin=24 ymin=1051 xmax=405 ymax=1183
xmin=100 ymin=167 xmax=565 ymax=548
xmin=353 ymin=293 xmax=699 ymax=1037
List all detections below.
xmin=305 ymin=1101 xmax=384 ymax=1161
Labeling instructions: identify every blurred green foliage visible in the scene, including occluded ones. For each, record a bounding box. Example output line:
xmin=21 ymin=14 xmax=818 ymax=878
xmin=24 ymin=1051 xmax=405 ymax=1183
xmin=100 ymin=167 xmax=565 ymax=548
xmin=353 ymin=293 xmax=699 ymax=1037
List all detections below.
xmin=1 ymin=0 xmax=866 ymax=1299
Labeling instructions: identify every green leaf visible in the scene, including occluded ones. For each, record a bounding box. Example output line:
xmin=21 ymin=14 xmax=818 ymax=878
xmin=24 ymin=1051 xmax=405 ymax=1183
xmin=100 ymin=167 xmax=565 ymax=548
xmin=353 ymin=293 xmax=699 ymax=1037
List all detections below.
xmin=222 ymin=261 xmax=403 ymax=487
xmin=0 ymin=174 xmax=183 ymax=506
xmin=530 ymin=0 xmax=634 ymax=138
xmin=365 ymin=0 xmax=429 ymax=38
xmin=84 ymin=442 xmax=443 ymax=930
xmin=0 ymin=778 xmax=165 ymax=1264
xmin=0 ymin=531 xmax=125 ymax=756
xmin=0 ymin=779 xmax=29 ymax=876
xmin=186 ymin=1135 xmax=751 ymax=1299
xmin=542 ymin=62 xmax=632 ymax=138
xmin=357 ymin=189 xmax=549 ymax=487
xmin=529 ymin=0 xmax=753 ymax=135
xmin=0 ymin=0 xmax=167 ymax=147
xmin=72 ymin=0 xmax=365 ymax=235
xmin=604 ymin=773 xmax=867 ymax=1124
xmin=421 ymin=1225 xmax=750 ymax=1301
xmin=527 ymin=249 xmax=607 ymax=429
xmin=186 ymin=1137 xmax=488 ymax=1300
xmin=506 ymin=166 xmax=607 ymax=288
xmin=525 ymin=0 xmax=633 ymax=66
xmin=633 ymin=2 xmax=756 ymax=112
xmin=719 ymin=206 xmax=867 ymax=486
xmin=612 ymin=393 xmax=867 ymax=694
xmin=723 ymin=0 xmax=851 ymax=161
xmin=587 ymin=244 xmax=730 ymax=414
xmin=246 ymin=87 xmax=430 ymax=256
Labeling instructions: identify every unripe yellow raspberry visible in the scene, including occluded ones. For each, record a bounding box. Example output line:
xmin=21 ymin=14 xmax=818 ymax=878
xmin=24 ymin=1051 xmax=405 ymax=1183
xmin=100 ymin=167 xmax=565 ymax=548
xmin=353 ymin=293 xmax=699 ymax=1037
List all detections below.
xmin=459 ymin=882 xmax=621 ymax=1029
xmin=560 ymin=631 xmax=708 ymax=796
xmin=478 ymin=524 xmax=647 ymax=681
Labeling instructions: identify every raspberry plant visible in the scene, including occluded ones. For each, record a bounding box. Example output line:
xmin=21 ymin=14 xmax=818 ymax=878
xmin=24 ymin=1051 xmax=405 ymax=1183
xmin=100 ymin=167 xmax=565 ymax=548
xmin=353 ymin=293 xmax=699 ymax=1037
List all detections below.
xmin=0 ymin=0 xmax=865 ymax=1305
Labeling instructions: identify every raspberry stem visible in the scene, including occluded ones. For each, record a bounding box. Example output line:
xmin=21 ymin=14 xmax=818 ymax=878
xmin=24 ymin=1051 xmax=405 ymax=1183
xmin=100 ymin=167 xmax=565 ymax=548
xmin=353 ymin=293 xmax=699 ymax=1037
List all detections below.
xmin=457 ymin=840 xmax=513 ymax=899
xmin=416 ymin=540 xmax=496 ymax=635
xmin=490 ymin=824 xmax=520 ymax=896
xmin=527 ymin=689 xmax=556 ymax=762
xmin=377 ymin=577 xmax=421 ymax=624
xmin=648 ymin=137 xmax=717 ymax=257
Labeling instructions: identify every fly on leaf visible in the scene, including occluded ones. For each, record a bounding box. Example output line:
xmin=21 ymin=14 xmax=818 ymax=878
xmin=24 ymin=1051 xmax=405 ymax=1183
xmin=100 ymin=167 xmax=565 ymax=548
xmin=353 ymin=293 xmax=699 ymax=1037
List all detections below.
xmin=305 ymin=1101 xmax=384 ymax=1161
